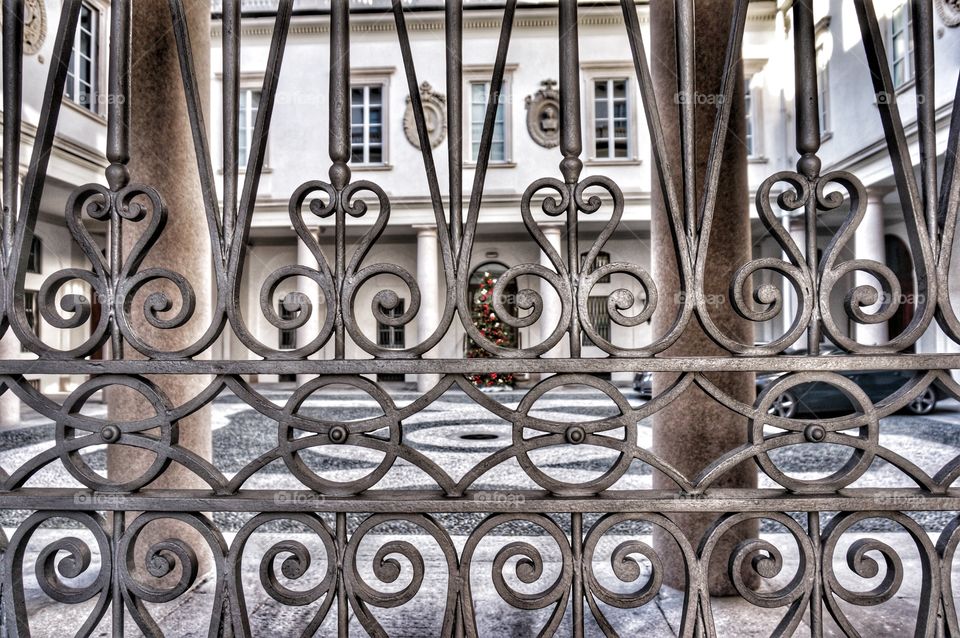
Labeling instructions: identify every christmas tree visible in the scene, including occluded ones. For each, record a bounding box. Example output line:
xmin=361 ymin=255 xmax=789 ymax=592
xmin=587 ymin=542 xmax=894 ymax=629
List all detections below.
xmin=467 ymin=272 xmax=515 ymax=389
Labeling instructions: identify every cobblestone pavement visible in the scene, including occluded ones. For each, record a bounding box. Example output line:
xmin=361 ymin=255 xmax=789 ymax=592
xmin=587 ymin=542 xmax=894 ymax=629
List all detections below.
xmin=3 ymin=384 xmax=958 ymax=635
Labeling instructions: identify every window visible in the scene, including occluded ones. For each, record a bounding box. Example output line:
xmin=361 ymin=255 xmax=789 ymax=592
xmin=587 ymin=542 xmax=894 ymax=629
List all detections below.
xmin=816 ymin=44 xmax=830 ymax=134
xmin=22 ymin=290 xmax=38 ymax=352
xmin=581 ymin=251 xmax=611 ymax=284
xmin=469 ymin=81 xmax=508 ymax=162
xmin=593 ymin=79 xmax=630 ymax=159
xmin=377 ymin=300 xmax=405 ymax=350
xmin=238 ymin=88 xmax=261 ymax=168
xmin=66 ymin=3 xmax=98 ymax=112
xmin=351 ymin=84 xmax=385 ymax=165
xmin=582 ymin=296 xmax=611 ymax=346
xmin=278 ymin=300 xmax=296 ymax=350
xmin=744 ymin=82 xmax=756 ymax=157
xmin=26 ymin=236 xmax=41 ymax=274
xmin=890 ymin=2 xmax=914 ymax=88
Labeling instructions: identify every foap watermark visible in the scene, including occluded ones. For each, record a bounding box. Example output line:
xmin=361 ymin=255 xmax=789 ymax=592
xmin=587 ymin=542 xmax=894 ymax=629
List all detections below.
xmin=674 ymin=91 xmax=726 ymax=107
xmin=74 ymin=492 xmax=130 ymax=508
xmin=472 ymin=492 xmax=526 ymax=509
xmin=274 ymin=491 xmax=327 ymax=507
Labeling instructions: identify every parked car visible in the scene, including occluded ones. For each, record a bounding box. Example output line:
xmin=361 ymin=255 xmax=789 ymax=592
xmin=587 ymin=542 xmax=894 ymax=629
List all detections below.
xmin=633 ymin=345 xmax=942 ymax=416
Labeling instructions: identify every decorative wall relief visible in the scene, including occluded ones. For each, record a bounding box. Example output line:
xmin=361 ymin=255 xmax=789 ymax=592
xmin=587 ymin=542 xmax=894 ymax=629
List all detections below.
xmin=403 ymin=81 xmax=446 ymax=149
xmin=525 ymin=79 xmax=560 ymax=148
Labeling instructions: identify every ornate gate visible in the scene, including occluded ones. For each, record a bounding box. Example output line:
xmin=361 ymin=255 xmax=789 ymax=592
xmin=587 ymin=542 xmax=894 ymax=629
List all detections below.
xmin=1 ymin=0 xmax=959 ymax=635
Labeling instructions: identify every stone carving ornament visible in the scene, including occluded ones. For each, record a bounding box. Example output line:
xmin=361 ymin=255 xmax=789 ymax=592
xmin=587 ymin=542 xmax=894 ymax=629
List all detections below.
xmin=525 ymin=79 xmax=560 ymax=148
xmin=403 ymin=81 xmax=446 ymax=149
xmin=936 ymin=0 xmax=960 ymax=27
xmin=0 ymin=0 xmax=47 ymax=55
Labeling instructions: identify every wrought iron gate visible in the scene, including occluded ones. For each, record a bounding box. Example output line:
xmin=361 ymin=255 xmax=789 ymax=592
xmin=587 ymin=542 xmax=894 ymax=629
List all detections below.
xmin=0 ymin=0 xmax=959 ymax=635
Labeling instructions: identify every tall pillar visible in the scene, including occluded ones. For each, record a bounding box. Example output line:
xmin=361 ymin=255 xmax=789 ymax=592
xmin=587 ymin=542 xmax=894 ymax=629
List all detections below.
xmin=855 ymin=187 xmax=890 ymax=346
xmin=415 ymin=225 xmax=440 ymax=391
xmin=539 ymin=223 xmax=565 ymax=359
xmin=0 ymin=332 xmax=19 ymax=427
xmin=107 ymin=0 xmax=213 ymax=575
xmin=782 ymin=214 xmax=806 ymax=347
xmin=296 ymin=230 xmax=321 ymax=386
xmin=650 ymin=0 xmax=756 ymax=594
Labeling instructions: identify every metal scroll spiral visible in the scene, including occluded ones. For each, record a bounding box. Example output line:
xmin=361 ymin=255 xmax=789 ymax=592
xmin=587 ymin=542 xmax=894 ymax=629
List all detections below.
xmin=700 ymin=512 xmax=816 ymax=636
xmin=582 ymin=513 xmax=699 ymax=635
xmin=460 ymin=513 xmax=572 ymax=637
xmin=2 ymin=512 xmax=112 ymax=636
xmin=816 ymin=172 xmax=923 ymax=353
xmin=344 ymin=514 xmax=459 ymax=636
xmin=575 ymin=176 xmax=659 ymax=356
xmin=117 ymin=512 xmax=228 ymax=637
xmin=461 ymin=178 xmax=572 ymax=358
xmin=701 ymin=171 xmax=814 ymax=355
xmin=228 ymin=513 xmax=338 ymax=636
xmin=21 ymin=183 xmax=196 ymax=358
xmin=252 ymin=180 xmax=338 ymax=359
xmin=821 ymin=511 xmax=940 ymax=636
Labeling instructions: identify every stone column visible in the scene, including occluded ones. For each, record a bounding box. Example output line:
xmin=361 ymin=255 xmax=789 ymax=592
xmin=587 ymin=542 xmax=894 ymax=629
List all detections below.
xmin=650 ymin=0 xmax=757 ymax=594
xmin=539 ymin=223 xmax=565 ymax=359
xmin=782 ymin=214 xmax=806 ymax=347
xmin=297 ymin=230 xmax=320 ymax=386
xmin=0 ymin=332 xmax=19 ymax=427
xmin=854 ymin=187 xmax=889 ymax=346
xmin=415 ymin=225 xmax=440 ymax=390
xmin=106 ymin=0 xmax=213 ymax=575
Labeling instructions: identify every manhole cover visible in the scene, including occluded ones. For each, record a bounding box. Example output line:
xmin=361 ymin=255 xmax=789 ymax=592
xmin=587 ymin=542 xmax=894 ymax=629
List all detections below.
xmin=459 ymin=433 xmax=498 ymax=441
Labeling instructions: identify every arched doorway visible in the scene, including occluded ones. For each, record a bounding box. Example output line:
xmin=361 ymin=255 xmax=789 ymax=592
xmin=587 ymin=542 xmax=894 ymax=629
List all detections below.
xmin=885 ymin=234 xmax=914 ymax=352
xmin=467 ymin=262 xmax=519 ymax=388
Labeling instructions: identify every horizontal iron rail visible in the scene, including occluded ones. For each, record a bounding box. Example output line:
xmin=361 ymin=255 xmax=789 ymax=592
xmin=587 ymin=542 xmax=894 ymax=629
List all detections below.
xmin=0 ymin=354 xmax=957 ymax=375
xmin=4 ymin=488 xmax=958 ymax=513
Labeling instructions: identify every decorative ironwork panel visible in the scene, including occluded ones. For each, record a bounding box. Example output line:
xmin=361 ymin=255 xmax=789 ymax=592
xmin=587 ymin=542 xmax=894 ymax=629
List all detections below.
xmin=0 ymin=0 xmax=957 ymax=635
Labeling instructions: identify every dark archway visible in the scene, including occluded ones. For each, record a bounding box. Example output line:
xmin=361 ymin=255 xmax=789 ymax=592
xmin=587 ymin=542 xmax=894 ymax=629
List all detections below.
xmin=885 ymin=234 xmax=914 ymax=351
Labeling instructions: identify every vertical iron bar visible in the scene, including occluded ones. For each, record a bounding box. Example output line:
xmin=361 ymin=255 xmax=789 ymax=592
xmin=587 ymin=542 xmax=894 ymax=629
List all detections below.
xmin=337 ymin=512 xmax=348 ymax=637
xmin=793 ymin=0 xmax=822 ymax=355
xmin=676 ymin=0 xmax=696 ymax=238
xmin=329 ymin=0 xmax=350 ymax=359
xmin=106 ymin=0 xmax=130 ymax=190
xmin=808 ymin=511 xmax=822 ymax=638
xmin=559 ymin=0 xmax=582 ymax=357
xmin=2 ymin=0 xmax=23 ymax=260
xmin=913 ymin=0 xmax=937 ymax=238
xmin=571 ymin=512 xmax=584 ymax=638
xmin=447 ymin=0 xmax=463 ymax=254
xmin=111 ymin=512 xmax=125 ymax=637
xmin=107 ymin=0 xmax=131 ymax=359
xmin=222 ymin=0 xmax=240 ymax=248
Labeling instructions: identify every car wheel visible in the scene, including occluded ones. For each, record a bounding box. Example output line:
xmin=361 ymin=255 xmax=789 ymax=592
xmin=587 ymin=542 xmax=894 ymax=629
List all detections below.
xmin=769 ymin=391 xmax=797 ymax=418
xmin=907 ymin=388 xmax=937 ymax=415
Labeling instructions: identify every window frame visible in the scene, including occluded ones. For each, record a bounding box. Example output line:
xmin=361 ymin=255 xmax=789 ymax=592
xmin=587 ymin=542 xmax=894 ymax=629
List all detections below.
xmin=464 ymin=65 xmax=516 ymax=167
xmin=581 ymin=63 xmax=640 ymax=165
xmin=277 ymin=299 xmax=297 ymax=350
xmin=351 ymin=83 xmax=387 ymax=166
xmin=591 ymin=77 xmax=633 ymax=161
xmin=376 ymin=299 xmax=406 ymax=350
xmin=349 ymin=68 xmax=393 ymax=168
xmin=582 ymin=295 xmax=612 ymax=347
xmin=64 ymin=1 xmax=102 ymax=114
xmin=889 ymin=2 xmax=914 ymax=89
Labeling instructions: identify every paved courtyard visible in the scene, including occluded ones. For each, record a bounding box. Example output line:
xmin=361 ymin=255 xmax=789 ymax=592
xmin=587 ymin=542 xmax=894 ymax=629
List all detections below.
xmin=2 ymin=383 xmax=959 ymax=635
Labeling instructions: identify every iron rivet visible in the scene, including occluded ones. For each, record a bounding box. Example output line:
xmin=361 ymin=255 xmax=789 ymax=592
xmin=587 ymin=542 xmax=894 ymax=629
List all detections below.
xmin=329 ymin=425 xmax=348 ymax=444
xmin=804 ymin=424 xmax=826 ymax=443
xmin=565 ymin=425 xmax=586 ymax=445
xmin=100 ymin=425 xmax=121 ymax=443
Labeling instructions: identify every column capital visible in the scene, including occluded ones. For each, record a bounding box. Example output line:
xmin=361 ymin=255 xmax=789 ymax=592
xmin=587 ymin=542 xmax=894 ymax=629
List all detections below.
xmin=412 ymin=224 xmax=438 ymax=237
xmin=865 ymin=184 xmax=895 ymax=205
